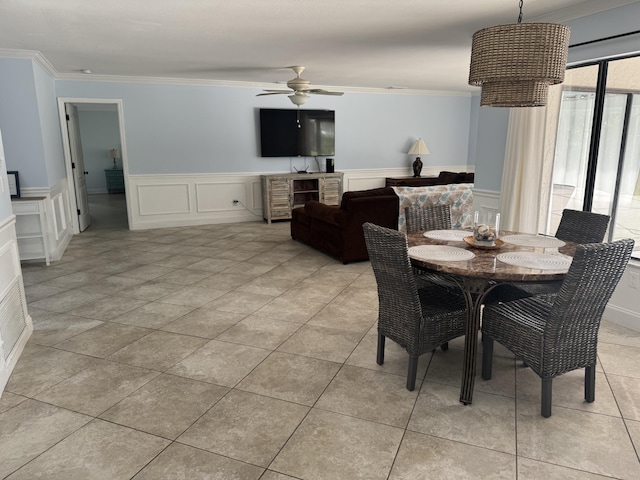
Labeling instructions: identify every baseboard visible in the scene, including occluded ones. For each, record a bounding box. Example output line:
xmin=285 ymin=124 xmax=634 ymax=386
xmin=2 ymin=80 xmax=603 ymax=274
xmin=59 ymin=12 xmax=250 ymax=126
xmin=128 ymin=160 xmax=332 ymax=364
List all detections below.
xmin=604 ymin=304 xmax=640 ymax=332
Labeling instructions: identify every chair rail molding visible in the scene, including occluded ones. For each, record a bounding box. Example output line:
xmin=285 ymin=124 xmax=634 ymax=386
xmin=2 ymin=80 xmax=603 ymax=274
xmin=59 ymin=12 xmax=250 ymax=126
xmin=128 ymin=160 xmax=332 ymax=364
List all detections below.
xmin=125 ymin=166 xmax=474 ymax=230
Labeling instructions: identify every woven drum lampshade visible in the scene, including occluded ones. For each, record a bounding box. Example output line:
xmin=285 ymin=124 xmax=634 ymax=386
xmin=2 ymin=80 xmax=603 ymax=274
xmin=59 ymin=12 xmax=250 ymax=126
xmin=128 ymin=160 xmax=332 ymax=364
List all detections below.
xmin=469 ymin=22 xmax=570 ymax=107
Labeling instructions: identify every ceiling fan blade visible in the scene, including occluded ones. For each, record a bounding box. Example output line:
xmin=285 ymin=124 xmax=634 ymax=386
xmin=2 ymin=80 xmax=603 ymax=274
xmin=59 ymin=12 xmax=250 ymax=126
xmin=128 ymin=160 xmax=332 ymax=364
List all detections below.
xmin=256 ymin=91 xmax=291 ymax=96
xmin=307 ymin=89 xmax=344 ymax=96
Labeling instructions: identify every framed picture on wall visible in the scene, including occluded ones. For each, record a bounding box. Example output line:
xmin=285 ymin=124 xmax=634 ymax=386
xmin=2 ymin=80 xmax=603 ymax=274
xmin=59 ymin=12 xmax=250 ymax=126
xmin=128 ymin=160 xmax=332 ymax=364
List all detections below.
xmin=7 ymin=171 xmax=20 ymax=198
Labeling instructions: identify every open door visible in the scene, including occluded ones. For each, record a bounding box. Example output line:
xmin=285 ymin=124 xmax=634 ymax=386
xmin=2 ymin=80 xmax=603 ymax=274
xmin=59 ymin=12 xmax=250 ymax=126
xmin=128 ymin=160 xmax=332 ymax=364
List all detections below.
xmin=65 ymin=104 xmax=91 ymax=231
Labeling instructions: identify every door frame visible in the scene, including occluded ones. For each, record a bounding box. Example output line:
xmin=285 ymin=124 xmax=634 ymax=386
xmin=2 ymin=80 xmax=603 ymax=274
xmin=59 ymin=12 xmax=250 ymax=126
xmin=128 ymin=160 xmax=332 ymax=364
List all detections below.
xmin=57 ymin=97 xmax=130 ymax=233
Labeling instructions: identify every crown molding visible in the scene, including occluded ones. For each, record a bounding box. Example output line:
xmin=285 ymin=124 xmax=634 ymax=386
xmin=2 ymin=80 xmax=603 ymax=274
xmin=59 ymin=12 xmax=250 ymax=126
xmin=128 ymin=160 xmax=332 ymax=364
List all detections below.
xmin=55 ymin=72 xmax=472 ymax=96
xmin=0 ymin=49 xmax=57 ymax=77
xmin=0 ymin=48 xmax=472 ymax=97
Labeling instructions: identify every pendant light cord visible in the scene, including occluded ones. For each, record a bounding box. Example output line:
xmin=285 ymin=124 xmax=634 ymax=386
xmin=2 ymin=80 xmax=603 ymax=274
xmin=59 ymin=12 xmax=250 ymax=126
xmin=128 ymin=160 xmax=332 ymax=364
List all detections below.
xmin=517 ymin=0 xmax=524 ymax=23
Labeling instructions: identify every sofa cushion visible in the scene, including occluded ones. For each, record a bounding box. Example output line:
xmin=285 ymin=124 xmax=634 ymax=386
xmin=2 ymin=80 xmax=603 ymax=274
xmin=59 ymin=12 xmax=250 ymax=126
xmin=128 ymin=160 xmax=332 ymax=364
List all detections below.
xmin=392 ymin=184 xmax=474 ymax=233
xmin=437 ymin=171 xmax=461 ymax=184
xmin=339 ymin=187 xmax=396 ymax=210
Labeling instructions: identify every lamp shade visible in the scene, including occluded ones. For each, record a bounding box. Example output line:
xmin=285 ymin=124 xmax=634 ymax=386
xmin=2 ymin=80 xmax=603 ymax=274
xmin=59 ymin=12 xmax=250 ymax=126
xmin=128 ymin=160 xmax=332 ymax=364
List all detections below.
xmin=469 ymin=22 xmax=570 ymax=107
xmin=109 ymin=148 xmax=121 ymax=159
xmin=408 ymin=139 xmax=430 ymax=155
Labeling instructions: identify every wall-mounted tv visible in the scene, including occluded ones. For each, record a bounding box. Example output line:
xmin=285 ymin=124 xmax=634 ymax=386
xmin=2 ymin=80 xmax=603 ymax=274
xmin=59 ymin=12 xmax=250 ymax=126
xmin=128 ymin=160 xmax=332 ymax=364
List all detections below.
xmin=259 ymin=108 xmax=335 ymax=157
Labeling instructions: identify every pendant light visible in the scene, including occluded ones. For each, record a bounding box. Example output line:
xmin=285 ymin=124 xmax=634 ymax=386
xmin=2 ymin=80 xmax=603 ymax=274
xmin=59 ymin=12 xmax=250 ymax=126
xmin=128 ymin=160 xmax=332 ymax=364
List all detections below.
xmin=468 ymin=0 xmax=570 ymax=107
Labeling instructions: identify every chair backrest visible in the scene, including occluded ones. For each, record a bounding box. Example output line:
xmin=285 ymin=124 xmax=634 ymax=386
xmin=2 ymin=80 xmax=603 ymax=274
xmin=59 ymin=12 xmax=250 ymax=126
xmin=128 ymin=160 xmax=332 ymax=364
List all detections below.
xmin=363 ymin=223 xmax=424 ymax=343
xmin=405 ymin=204 xmax=452 ymax=234
xmin=555 ymin=209 xmax=610 ymax=243
xmin=544 ymin=238 xmax=634 ymax=375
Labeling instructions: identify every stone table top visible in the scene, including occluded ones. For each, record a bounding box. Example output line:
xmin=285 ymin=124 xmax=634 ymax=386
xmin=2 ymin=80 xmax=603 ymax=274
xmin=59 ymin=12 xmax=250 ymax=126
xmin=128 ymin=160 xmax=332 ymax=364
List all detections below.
xmin=407 ymin=230 xmax=577 ymax=282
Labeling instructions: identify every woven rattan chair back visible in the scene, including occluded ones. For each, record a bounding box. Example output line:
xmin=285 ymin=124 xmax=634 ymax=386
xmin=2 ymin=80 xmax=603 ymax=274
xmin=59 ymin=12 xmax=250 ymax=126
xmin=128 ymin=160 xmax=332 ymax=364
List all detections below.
xmin=492 ymin=208 xmax=612 ymax=304
xmin=482 ymin=238 xmax=634 ymax=417
xmin=555 ymin=209 xmax=610 ymax=244
xmin=405 ymin=204 xmax=452 ymax=234
xmin=363 ymin=222 xmax=467 ymax=391
xmin=543 ymin=239 xmax=634 ymax=376
xmin=362 ymin=223 xmax=423 ymax=343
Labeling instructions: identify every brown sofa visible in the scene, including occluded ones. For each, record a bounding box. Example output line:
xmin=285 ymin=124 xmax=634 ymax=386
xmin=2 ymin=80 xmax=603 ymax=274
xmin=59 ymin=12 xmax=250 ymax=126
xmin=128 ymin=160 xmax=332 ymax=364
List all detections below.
xmin=290 ymin=187 xmax=399 ymax=264
xmin=290 ymin=171 xmax=475 ymax=263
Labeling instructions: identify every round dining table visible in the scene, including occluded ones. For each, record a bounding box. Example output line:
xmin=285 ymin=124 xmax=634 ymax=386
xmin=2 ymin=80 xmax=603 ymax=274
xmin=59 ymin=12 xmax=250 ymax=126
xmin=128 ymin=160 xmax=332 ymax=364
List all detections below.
xmin=407 ymin=229 xmax=577 ymax=405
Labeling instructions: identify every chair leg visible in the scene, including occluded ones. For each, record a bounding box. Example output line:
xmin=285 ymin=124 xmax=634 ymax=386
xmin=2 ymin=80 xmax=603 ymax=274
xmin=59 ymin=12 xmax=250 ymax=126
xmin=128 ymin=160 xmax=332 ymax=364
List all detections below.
xmin=441 ymin=342 xmax=449 ymax=351
xmin=481 ymin=334 xmax=494 ymax=380
xmin=585 ymin=365 xmax=596 ymax=403
xmin=406 ymin=356 xmax=419 ymax=391
xmin=377 ymin=334 xmax=385 ymax=365
xmin=541 ymin=378 xmax=552 ymax=418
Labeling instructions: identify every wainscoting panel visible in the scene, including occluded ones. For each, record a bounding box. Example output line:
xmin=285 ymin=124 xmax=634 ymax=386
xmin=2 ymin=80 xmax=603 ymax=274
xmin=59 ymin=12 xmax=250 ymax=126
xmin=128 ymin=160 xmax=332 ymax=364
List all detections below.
xmin=195 ymin=182 xmax=247 ymax=213
xmin=0 ymin=216 xmax=32 ymax=394
xmin=124 ymin=167 xmax=474 ymax=230
xmin=128 ymin=174 xmax=263 ymax=230
xmin=471 ymin=188 xmax=501 ymax=216
xmin=138 ymin=184 xmax=191 ymax=216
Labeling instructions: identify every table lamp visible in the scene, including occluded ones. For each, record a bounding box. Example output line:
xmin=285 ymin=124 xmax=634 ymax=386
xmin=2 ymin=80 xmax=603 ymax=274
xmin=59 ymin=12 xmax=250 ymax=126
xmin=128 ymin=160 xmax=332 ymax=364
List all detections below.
xmin=109 ymin=148 xmax=121 ymax=169
xmin=408 ymin=138 xmax=429 ymax=177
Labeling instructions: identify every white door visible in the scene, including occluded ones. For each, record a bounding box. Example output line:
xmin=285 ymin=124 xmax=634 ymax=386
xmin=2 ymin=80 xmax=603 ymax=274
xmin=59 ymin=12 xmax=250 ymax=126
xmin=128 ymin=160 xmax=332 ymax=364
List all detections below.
xmin=65 ymin=104 xmax=91 ymax=231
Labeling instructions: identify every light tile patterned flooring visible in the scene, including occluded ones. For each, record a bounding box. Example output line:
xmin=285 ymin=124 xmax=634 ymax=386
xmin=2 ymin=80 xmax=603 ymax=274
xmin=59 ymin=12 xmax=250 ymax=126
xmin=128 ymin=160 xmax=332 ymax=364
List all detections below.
xmin=2 ymin=198 xmax=640 ymax=479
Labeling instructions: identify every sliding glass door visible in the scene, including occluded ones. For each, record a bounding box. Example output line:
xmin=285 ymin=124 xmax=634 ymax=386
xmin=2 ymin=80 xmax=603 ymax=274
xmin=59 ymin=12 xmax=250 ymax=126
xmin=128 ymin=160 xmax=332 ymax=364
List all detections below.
xmin=545 ymin=55 xmax=640 ymax=255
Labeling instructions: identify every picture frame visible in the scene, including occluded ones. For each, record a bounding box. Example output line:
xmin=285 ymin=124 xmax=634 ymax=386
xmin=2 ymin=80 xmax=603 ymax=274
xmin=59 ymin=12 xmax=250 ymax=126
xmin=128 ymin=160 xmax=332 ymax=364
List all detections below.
xmin=7 ymin=171 xmax=20 ymax=198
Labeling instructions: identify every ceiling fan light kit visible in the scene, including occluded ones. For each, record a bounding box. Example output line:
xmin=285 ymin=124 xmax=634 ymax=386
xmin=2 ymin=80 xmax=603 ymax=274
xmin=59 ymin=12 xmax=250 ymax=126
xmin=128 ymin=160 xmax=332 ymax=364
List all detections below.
xmin=257 ymin=66 xmax=344 ymax=106
xmin=288 ymin=92 xmax=310 ymax=106
xmin=468 ymin=0 xmax=570 ymax=107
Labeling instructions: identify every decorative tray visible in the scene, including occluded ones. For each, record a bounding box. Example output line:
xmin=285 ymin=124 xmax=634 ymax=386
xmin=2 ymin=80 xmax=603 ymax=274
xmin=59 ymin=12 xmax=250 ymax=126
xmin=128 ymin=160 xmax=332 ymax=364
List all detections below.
xmin=409 ymin=245 xmax=476 ymax=262
xmin=496 ymin=252 xmax=572 ymax=271
xmin=500 ymin=234 xmax=565 ymax=248
xmin=463 ymin=236 xmax=505 ymax=250
xmin=423 ymin=230 xmax=471 ymax=242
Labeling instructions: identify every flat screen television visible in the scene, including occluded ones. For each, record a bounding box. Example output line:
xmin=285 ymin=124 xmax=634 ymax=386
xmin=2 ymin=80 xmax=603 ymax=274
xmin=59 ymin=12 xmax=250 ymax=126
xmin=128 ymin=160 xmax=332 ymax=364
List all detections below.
xmin=259 ymin=108 xmax=335 ymax=157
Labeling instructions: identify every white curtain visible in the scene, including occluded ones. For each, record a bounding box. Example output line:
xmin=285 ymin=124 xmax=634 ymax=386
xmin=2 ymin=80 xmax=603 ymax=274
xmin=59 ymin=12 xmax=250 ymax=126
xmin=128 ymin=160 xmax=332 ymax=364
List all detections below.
xmin=499 ymin=87 xmax=561 ymax=233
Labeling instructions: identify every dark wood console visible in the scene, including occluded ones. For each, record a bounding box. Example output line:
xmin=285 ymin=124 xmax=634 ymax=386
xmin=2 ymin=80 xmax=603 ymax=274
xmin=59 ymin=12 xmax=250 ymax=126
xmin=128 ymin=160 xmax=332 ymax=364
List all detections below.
xmin=385 ymin=171 xmax=474 ymax=187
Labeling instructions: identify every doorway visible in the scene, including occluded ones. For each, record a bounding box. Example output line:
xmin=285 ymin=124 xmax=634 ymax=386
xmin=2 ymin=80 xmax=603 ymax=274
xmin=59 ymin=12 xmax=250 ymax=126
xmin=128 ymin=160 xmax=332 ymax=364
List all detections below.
xmin=58 ymin=98 xmax=130 ymax=233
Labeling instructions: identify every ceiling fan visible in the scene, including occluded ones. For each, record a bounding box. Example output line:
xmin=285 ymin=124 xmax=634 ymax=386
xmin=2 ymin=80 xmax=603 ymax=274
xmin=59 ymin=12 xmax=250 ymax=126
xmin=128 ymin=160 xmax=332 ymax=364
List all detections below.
xmin=257 ymin=66 xmax=344 ymax=106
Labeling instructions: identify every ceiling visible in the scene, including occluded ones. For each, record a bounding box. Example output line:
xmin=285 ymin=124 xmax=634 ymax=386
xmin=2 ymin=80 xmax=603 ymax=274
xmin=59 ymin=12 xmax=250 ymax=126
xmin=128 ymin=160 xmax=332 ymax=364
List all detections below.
xmin=0 ymin=0 xmax=637 ymax=94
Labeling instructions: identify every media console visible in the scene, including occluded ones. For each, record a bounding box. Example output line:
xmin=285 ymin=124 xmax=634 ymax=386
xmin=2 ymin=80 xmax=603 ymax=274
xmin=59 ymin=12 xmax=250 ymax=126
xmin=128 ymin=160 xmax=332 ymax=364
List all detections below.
xmin=261 ymin=172 xmax=344 ymax=223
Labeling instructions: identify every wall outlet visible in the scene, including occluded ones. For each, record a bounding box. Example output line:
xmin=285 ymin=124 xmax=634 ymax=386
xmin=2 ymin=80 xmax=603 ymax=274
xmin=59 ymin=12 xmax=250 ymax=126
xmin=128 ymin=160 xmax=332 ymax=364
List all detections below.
xmin=232 ymin=200 xmax=239 ymax=206
xmin=630 ymin=272 xmax=640 ymax=289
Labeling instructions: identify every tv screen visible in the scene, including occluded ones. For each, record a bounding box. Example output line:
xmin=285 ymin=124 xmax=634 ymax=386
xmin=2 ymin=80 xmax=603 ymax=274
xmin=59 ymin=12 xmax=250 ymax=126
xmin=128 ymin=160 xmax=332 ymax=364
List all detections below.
xmin=259 ymin=109 xmax=335 ymax=157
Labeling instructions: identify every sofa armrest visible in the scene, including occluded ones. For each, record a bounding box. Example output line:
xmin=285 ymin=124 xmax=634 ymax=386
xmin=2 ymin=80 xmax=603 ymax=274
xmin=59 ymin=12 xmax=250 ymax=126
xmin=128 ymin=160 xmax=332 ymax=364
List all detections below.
xmin=303 ymin=201 xmax=348 ymax=227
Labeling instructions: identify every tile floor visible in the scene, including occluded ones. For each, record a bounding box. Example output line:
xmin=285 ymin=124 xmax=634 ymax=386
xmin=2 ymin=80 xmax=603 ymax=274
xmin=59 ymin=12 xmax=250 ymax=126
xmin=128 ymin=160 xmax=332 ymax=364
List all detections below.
xmin=2 ymin=197 xmax=640 ymax=479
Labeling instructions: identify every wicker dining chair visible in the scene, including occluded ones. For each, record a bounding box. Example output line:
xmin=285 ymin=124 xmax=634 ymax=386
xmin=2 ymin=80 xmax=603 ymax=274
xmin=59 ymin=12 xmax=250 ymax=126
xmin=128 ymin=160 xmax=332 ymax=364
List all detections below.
xmin=555 ymin=208 xmax=610 ymax=244
xmin=363 ymin=222 xmax=467 ymax=391
xmin=493 ymin=208 xmax=612 ymax=303
xmin=405 ymin=204 xmax=459 ymax=292
xmin=481 ymin=238 xmax=634 ymax=417
xmin=405 ymin=204 xmax=452 ymax=233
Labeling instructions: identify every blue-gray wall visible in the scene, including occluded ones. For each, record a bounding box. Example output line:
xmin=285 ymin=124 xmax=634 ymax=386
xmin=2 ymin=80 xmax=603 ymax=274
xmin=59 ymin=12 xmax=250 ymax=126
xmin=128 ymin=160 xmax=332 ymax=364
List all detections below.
xmin=0 ymin=58 xmax=48 ymax=188
xmin=2 ymin=1 xmax=639 ymax=201
xmin=33 ymin=62 xmax=66 ymax=186
xmin=53 ymin=80 xmax=473 ymax=176
xmin=77 ymin=110 xmax=121 ymax=193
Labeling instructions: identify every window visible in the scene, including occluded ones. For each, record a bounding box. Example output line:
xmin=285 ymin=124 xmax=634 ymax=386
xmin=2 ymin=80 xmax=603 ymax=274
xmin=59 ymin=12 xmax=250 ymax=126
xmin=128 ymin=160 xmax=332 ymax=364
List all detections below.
xmin=544 ymin=55 xmax=640 ymax=258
